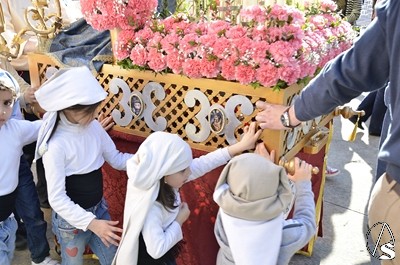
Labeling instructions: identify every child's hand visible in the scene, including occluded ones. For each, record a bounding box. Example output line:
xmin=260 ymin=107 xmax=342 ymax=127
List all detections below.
xmin=98 ymin=113 xmax=115 ymax=131
xmin=255 ymin=142 xmax=275 ymax=162
xmin=287 ymin=157 xmax=312 ymax=182
xmin=87 ymin=219 xmax=123 ymax=247
xmin=175 ymin=202 xmax=190 ymax=226
xmin=227 ymin=122 xmax=262 ymax=156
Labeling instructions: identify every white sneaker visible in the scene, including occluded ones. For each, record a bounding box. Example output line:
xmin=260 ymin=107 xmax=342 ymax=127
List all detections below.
xmin=32 ymin=256 xmax=60 ymax=265
xmin=325 ymin=166 xmax=340 ymax=177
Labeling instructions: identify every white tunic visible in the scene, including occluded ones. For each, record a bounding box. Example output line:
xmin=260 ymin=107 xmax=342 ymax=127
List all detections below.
xmin=142 ymin=148 xmax=231 ymax=259
xmin=42 ymin=112 xmax=133 ymax=230
xmin=0 ymin=119 xmax=41 ymax=196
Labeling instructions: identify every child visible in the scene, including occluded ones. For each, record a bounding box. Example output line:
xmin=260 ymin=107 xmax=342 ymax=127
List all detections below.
xmin=113 ymin=123 xmax=261 ymax=265
xmin=34 ymin=66 xmax=133 ymax=265
xmin=0 ymin=70 xmax=41 ymax=265
xmin=213 ymin=144 xmax=316 ymax=265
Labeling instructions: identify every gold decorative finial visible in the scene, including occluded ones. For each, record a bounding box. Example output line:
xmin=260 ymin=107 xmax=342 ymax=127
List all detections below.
xmin=334 ymin=106 xmax=365 ymax=119
xmin=1 ymin=0 xmax=63 ymax=57
xmin=279 ymin=157 xmax=319 ymax=175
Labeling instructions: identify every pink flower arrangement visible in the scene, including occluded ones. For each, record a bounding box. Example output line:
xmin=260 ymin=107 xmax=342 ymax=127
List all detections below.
xmin=112 ymin=0 xmax=355 ymax=89
xmin=80 ymin=0 xmax=158 ymax=31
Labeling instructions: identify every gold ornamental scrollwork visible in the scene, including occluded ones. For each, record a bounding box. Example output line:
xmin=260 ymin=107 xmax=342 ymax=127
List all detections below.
xmin=0 ymin=0 xmax=62 ymax=58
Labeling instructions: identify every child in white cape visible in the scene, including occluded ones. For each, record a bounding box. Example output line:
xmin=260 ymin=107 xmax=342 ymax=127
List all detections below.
xmin=35 ymin=66 xmax=133 ymax=265
xmin=113 ymin=123 xmax=261 ymax=265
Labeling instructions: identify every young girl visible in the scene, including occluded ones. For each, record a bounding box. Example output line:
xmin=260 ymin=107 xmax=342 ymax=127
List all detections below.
xmin=34 ymin=66 xmax=133 ymax=265
xmin=0 ymin=70 xmax=41 ymax=265
xmin=213 ymin=144 xmax=316 ymax=265
xmin=113 ymin=123 xmax=261 ymax=265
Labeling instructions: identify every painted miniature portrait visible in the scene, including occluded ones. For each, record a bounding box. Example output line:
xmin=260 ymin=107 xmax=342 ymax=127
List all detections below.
xmin=209 ymin=108 xmax=225 ymax=134
xmin=129 ymin=94 xmax=144 ymax=117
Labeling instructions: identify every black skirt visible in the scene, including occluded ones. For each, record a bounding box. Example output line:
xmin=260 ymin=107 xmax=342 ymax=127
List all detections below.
xmin=138 ymin=233 xmax=182 ymax=265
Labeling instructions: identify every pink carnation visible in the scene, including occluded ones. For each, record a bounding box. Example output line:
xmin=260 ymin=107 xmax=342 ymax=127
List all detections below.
xmin=129 ymin=45 xmax=148 ymax=67
xmin=207 ymin=20 xmax=231 ymax=36
xmin=220 ymin=57 xmax=237 ymax=81
xmin=182 ymin=59 xmax=203 ymax=79
xmin=212 ymin=37 xmax=232 ymax=60
xmin=240 ymin=5 xmax=266 ymax=24
xmin=115 ymin=29 xmax=136 ymax=60
xmin=226 ymin=25 xmax=247 ymax=39
xmin=147 ymin=49 xmax=167 ymax=72
xmin=200 ymin=57 xmax=219 ymax=78
xmin=81 ymin=0 xmax=157 ymax=31
xmin=278 ymin=64 xmax=301 ymax=85
xmin=320 ymin=0 xmax=338 ymax=12
xmin=166 ymin=52 xmax=184 ymax=74
xmin=235 ymin=64 xmax=256 ymax=85
xmin=256 ymin=63 xmax=279 ymax=87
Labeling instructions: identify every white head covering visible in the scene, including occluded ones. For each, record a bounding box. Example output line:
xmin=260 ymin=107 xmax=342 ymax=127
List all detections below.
xmin=113 ymin=132 xmax=192 ymax=265
xmin=0 ymin=69 xmax=19 ymax=97
xmin=34 ymin=66 xmax=107 ymax=159
xmin=0 ymin=69 xmax=23 ymax=119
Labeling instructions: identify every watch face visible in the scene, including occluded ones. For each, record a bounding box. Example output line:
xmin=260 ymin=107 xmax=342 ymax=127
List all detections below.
xmin=281 ymin=112 xmax=289 ymax=127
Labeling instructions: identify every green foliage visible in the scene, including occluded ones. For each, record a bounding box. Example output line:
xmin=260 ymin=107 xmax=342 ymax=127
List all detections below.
xmin=117 ymin=59 xmax=146 ymax=71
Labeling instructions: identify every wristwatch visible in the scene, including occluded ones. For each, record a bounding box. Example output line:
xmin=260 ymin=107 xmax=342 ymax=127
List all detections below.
xmin=280 ymin=107 xmax=298 ymax=128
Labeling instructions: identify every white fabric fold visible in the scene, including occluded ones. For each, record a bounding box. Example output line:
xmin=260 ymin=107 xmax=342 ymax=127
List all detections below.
xmin=220 ymin=210 xmax=283 ymax=265
xmin=34 ymin=66 xmax=107 ymax=160
xmin=113 ymin=132 xmax=192 ymax=265
xmin=0 ymin=69 xmax=20 ymax=98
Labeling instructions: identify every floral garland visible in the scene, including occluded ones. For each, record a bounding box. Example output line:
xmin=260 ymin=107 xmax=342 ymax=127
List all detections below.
xmin=79 ymin=0 xmax=158 ymax=30
xmin=80 ymin=0 xmax=356 ymax=89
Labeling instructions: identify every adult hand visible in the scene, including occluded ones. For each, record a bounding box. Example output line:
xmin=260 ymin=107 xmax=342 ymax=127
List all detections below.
xmin=23 ymin=86 xmax=37 ymax=105
xmin=98 ymin=113 xmax=115 ymax=131
xmin=87 ymin=219 xmax=123 ymax=247
xmin=255 ymin=101 xmax=300 ymax=130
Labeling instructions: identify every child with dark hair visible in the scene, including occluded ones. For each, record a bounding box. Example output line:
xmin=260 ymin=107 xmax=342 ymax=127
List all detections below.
xmin=113 ymin=123 xmax=261 ymax=265
xmin=35 ymin=66 xmax=133 ymax=265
